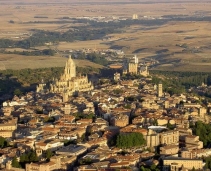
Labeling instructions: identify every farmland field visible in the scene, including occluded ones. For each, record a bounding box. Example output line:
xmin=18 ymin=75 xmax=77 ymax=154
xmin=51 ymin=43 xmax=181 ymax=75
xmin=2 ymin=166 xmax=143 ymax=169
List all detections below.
xmin=0 ymin=0 xmax=211 ymax=71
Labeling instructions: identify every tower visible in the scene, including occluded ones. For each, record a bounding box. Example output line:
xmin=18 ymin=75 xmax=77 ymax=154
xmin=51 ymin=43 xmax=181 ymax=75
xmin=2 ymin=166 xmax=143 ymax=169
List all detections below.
xmin=64 ymin=55 xmax=76 ymax=80
xmin=128 ymin=63 xmax=138 ymax=74
xmin=157 ymin=83 xmax=163 ymax=97
xmin=133 ymin=55 xmax=138 ymax=64
xmin=62 ymin=89 xmax=69 ymax=103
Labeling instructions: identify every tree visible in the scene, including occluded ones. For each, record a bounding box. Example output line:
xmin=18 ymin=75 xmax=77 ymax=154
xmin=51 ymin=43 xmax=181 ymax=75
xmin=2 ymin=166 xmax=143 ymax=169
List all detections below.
xmin=193 ymin=121 xmax=211 ymax=147
xmin=150 ymin=164 xmax=157 ymax=171
xmin=9 ymin=20 xmax=15 ymax=24
xmin=13 ymin=88 xmax=23 ymax=96
xmin=0 ymin=136 xmax=9 ymax=148
xmin=140 ymin=166 xmax=145 ymax=171
xmin=12 ymin=157 xmax=21 ymax=168
xmin=45 ymin=149 xmax=53 ymax=160
xmin=29 ymin=150 xmax=39 ymax=162
xmin=43 ymin=116 xmax=55 ymax=123
xmin=152 ymin=119 xmax=158 ymax=126
xmin=192 ymin=167 xmax=196 ymax=171
xmin=19 ymin=150 xmax=39 ymax=168
xmin=81 ymin=133 xmax=86 ymax=142
xmin=167 ymin=122 xmax=175 ymax=130
xmin=116 ymin=132 xmax=145 ymax=149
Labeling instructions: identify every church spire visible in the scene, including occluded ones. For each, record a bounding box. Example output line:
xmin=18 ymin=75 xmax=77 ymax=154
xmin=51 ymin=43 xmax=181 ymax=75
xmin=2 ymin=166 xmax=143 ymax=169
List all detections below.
xmin=64 ymin=55 xmax=76 ymax=79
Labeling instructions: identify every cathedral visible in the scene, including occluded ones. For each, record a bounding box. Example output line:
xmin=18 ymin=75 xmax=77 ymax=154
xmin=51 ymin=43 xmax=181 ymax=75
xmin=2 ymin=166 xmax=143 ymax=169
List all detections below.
xmin=36 ymin=56 xmax=94 ymax=97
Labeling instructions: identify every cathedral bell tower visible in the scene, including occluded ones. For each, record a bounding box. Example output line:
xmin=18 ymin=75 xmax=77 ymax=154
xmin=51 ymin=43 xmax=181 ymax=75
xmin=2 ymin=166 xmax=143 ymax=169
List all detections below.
xmin=64 ymin=55 xmax=76 ymax=79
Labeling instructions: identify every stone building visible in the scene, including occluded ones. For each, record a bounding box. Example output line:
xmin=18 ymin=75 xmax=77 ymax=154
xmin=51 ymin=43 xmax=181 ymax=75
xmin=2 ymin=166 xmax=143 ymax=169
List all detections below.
xmin=128 ymin=63 xmax=138 ymax=74
xmin=110 ymin=114 xmax=129 ymax=127
xmin=0 ymin=117 xmax=17 ymax=138
xmin=163 ymin=157 xmax=203 ymax=171
xmin=139 ymin=65 xmax=149 ymax=77
xmin=36 ymin=56 xmax=94 ymax=97
xmin=25 ymin=156 xmax=60 ymax=171
xmin=146 ymin=129 xmax=160 ymax=150
xmin=160 ymin=145 xmax=179 ymax=155
xmin=157 ymin=83 xmax=163 ymax=97
xmin=122 ymin=55 xmax=149 ymax=77
xmin=159 ymin=130 xmax=179 ymax=145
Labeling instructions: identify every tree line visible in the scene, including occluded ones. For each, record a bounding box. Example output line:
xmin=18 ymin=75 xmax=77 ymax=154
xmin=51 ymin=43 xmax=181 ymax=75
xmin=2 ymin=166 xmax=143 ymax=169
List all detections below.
xmin=151 ymin=70 xmax=210 ymax=88
xmin=0 ymin=49 xmax=55 ymax=56
xmin=0 ymin=26 xmax=120 ymax=49
xmin=73 ymin=52 xmax=109 ymax=66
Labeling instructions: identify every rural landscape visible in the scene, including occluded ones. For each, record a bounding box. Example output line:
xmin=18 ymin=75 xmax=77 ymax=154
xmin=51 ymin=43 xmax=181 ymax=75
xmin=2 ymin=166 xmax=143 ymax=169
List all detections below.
xmin=1 ymin=0 xmax=211 ymax=171
xmin=0 ymin=0 xmax=211 ymax=71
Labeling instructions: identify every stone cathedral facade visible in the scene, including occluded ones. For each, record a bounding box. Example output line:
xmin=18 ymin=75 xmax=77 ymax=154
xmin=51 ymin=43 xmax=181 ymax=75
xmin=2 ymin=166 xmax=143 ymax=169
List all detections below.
xmin=36 ymin=56 xmax=94 ymax=97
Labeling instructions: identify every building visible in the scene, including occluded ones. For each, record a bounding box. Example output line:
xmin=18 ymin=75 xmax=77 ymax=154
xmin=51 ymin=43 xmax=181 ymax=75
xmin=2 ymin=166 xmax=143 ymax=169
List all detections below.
xmin=159 ymin=130 xmax=179 ymax=145
xmin=181 ymin=149 xmax=211 ymax=159
xmin=36 ymin=56 xmax=94 ymax=97
xmin=157 ymin=83 xmax=163 ymax=97
xmin=185 ymin=135 xmax=203 ymax=149
xmin=199 ymin=107 xmax=206 ymax=118
xmin=160 ymin=145 xmax=179 ymax=155
xmin=114 ymin=72 xmax=121 ymax=81
xmin=110 ymin=114 xmax=129 ymax=127
xmin=123 ymin=56 xmax=138 ymax=75
xmin=25 ymin=161 xmax=58 ymax=171
xmin=56 ymin=144 xmax=87 ymax=156
xmin=2 ymin=106 xmax=13 ymax=116
xmin=139 ymin=65 xmax=149 ymax=77
xmin=122 ymin=55 xmax=150 ymax=77
xmin=146 ymin=130 xmax=159 ymax=150
xmin=132 ymin=14 xmax=138 ymax=20
xmin=0 ymin=117 xmax=17 ymax=138
xmin=163 ymin=157 xmax=203 ymax=171
xmin=128 ymin=63 xmax=138 ymax=74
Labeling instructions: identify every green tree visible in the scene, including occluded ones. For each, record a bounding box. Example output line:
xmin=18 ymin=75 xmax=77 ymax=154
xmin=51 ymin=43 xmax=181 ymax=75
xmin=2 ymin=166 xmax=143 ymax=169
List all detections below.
xmin=152 ymin=119 xmax=158 ymax=126
xmin=81 ymin=133 xmax=86 ymax=142
xmin=0 ymin=136 xmax=9 ymax=148
xmin=29 ymin=150 xmax=39 ymax=162
xmin=167 ymin=122 xmax=175 ymax=130
xmin=116 ymin=132 xmax=145 ymax=149
xmin=13 ymin=88 xmax=23 ymax=96
xmin=12 ymin=157 xmax=21 ymax=168
xmin=193 ymin=121 xmax=211 ymax=147
xmin=44 ymin=116 xmax=55 ymax=123
xmin=45 ymin=149 xmax=53 ymax=160
xmin=150 ymin=164 xmax=157 ymax=171
xmin=140 ymin=166 xmax=145 ymax=171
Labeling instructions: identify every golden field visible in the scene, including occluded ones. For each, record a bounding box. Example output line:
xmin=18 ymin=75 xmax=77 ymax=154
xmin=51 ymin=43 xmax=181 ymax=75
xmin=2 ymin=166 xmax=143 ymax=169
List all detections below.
xmin=0 ymin=0 xmax=211 ymax=71
xmin=0 ymin=54 xmax=103 ymax=70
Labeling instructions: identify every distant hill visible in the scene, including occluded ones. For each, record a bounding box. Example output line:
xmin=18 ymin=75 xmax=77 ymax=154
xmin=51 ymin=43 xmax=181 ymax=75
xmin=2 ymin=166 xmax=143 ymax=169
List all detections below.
xmin=0 ymin=0 xmax=207 ymax=5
